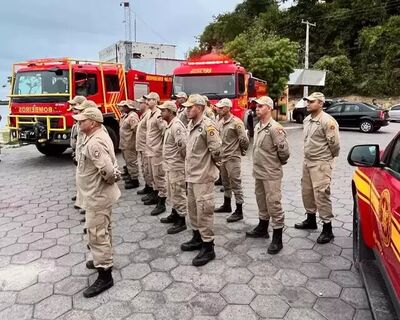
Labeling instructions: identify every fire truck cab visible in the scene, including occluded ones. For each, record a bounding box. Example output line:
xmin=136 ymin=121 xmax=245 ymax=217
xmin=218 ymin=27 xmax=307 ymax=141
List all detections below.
xmin=172 ymin=54 xmax=267 ymax=122
xmin=8 ymin=58 xmax=172 ymax=156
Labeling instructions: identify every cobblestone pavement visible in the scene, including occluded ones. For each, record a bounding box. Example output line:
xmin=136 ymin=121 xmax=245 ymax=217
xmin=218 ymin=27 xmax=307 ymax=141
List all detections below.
xmin=0 ymin=122 xmax=399 ymax=320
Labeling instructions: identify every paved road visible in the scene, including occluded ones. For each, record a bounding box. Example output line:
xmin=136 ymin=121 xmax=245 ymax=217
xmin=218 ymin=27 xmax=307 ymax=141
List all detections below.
xmin=0 ymin=122 xmax=398 ymax=320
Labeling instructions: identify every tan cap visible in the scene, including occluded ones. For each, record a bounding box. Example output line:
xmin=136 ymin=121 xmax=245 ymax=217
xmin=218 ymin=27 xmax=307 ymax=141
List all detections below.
xmin=215 ymin=98 xmax=232 ymax=108
xmin=255 ymin=96 xmax=274 ymax=107
xmin=72 ymin=107 xmax=103 ymax=123
xmin=303 ymin=92 xmax=325 ymax=103
xmin=75 ymin=100 xmax=98 ymax=111
xmin=174 ymin=92 xmax=187 ymax=99
xmin=159 ymin=101 xmax=177 ymax=113
xmin=135 ymin=97 xmax=145 ymax=103
xmin=68 ymin=95 xmax=87 ymax=105
xmin=143 ymin=92 xmax=160 ymax=101
xmin=182 ymin=94 xmax=206 ymax=107
xmin=117 ymin=99 xmax=136 ymax=109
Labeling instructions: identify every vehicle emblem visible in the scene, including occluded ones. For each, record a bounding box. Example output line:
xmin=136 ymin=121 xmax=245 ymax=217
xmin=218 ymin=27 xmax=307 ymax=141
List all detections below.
xmin=379 ymin=189 xmax=392 ymax=248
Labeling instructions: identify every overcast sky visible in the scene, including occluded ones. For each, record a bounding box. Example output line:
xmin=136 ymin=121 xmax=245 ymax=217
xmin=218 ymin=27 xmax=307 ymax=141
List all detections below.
xmin=0 ymin=0 xmax=245 ymax=99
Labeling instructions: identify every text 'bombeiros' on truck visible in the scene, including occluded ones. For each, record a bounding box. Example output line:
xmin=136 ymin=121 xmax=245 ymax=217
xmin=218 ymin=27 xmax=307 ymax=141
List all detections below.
xmin=7 ymin=57 xmax=172 ymax=156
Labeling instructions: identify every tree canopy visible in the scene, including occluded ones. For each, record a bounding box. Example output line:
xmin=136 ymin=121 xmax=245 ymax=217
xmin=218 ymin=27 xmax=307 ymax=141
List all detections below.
xmin=190 ymin=0 xmax=400 ymax=97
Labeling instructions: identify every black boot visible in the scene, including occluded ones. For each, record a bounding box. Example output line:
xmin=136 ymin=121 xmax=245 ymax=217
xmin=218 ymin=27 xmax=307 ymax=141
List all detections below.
xmin=192 ymin=241 xmax=216 ymax=266
xmin=74 ymin=205 xmax=81 ymax=209
xmin=246 ymin=219 xmax=270 ymax=238
xmin=83 ymin=268 xmax=114 ymax=298
xmin=86 ymin=260 xmax=96 ymax=269
xmin=181 ymin=230 xmax=203 ymax=251
xmin=317 ymin=222 xmax=334 ymax=244
xmin=71 ymin=195 xmax=76 ymax=201
xmin=80 ymin=217 xmax=86 ymax=223
xmin=151 ymin=197 xmax=166 ymax=216
xmin=227 ymin=203 xmax=243 ymax=222
xmin=144 ymin=191 xmax=159 ymax=205
xmin=167 ymin=215 xmax=187 ymax=234
xmin=141 ymin=190 xmax=154 ymax=202
xmin=214 ymin=196 xmax=232 ymax=213
xmin=125 ymin=178 xmax=140 ymax=189
xmin=295 ymin=213 xmax=318 ymax=230
xmin=160 ymin=209 xmax=179 ymax=224
xmin=122 ymin=166 xmax=129 ymax=177
xmin=79 ymin=209 xmax=86 ymax=215
xmin=137 ymin=184 xmax=152 ymax=195
xmin=268 ymin=228 xmax=283 ymax=254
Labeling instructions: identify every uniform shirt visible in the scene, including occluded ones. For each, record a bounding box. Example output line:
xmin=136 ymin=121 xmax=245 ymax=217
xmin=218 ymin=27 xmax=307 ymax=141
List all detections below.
xmin=119 ymin=111 xmax=139 ymax=151
xmin=70 ymin=122 xmax=79 ymax=151
xmin=162 ymin=116 xmax=187 ymax=171
xmin=218 ymin=115 xmax=249 ymax=162
xmin=136 ymin=109 xmax=150 ymax=152
xmin=303 ymin=111 xmax=340 ymax=163
xmin=77 ymin=128 xmax=121 ymax=211
xmin=253 ymin=119 xmax=290 ymax=180
xmin=186 ymin=116 xmax=222 ymax=183
xmin=145 ymin=108 xmax=166 ymax=157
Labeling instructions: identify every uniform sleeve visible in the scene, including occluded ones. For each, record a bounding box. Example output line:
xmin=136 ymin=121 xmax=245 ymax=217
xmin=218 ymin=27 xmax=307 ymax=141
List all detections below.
xmin=271 ymin=126 xmax=290 ymax=164
xmin=70 ymin=124 xmax=77 ymax=150
xmin=173 ymin=123 xmax=187 ymax=158
xmin=324 ymin=119 xmax=340 ymax=158
xmin=156 ymin=115 xmax=167 ymax=132
xmin=129 ymin=114 xmax=139 ymax=132
xmin=88 ymin=139 xmax=118 ymax=184
xmin=234 ymin=120 xmax=250 ymax=155
xmin=206 ymin=124 xmax=222 ymax=163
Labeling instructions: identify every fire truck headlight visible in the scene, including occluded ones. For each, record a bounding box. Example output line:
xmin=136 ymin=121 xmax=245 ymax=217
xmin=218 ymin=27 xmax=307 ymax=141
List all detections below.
xmin=62 ymin=134 xmax=68 ymax=140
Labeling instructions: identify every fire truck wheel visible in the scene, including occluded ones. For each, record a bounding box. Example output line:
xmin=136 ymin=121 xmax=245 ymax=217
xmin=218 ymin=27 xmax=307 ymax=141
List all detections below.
xmin=353 ymin=193 xmax=374 ymax=270
xmin=36 ymin=143 xmax=68 ymax=156
xmin=104 ymin=125 xmax=119 ymax=152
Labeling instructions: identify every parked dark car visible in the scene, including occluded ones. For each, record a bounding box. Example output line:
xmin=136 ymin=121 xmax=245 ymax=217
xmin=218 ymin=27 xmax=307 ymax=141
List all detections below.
xmin=292 ymin=98 xmax=346 ymax=123
xmin=325 ymin=102 xmax=390 ymax=133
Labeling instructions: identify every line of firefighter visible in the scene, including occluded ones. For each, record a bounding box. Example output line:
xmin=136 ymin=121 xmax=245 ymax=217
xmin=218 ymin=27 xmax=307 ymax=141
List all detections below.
xmin=68 ymin=90 xmax=340 ymax=298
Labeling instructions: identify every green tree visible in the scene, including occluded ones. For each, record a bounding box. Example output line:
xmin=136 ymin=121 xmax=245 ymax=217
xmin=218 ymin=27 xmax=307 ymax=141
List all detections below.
xmin=314 ymin=55 xmax=355 ymax=96
xmin=225 ymin=26 xmax=299 ymax=98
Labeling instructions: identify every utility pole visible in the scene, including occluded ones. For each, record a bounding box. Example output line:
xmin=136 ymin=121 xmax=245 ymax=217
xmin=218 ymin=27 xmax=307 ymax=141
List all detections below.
xmin=301 ymin=19 xmax=316 ymax=97
xmin=121 ymin=1 xmax=133 ymax=41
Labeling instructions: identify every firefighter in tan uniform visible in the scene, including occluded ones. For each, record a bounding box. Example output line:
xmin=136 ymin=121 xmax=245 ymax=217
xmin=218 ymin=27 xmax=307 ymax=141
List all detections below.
xmin=294 ymin=92 xmax=340 ymax=244
xmin=203 ymin=95 xmax=216 ymax=121
xmin=136 ymin=97 xmax=153 ymax=196
xmin=246 ymin=96 xmax=290 ymax=255
xmin=118 ymin=99 xmax=140 ymax=189
xmin=68 ymin=95 xmax=87 ymax=205
xmin=175 ymin=92 xmax=189 ymax=127
xmin=214 ymin=98 xmax=249 ymax=222
xmin=159 ymin=101 xmax=188 ymax=234
xmin=73 ymin=106 xmax=121 ymax=298
xmin=142 ymin=92 xmax=167 ymax=216
xmin=180 ymin=94 xmax=222 ymax=266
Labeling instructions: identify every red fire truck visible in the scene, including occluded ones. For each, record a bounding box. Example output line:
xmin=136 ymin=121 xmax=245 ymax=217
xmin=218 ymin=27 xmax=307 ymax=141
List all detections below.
xmin=8 ymin=58 xmax=172 ymax=155
xmin=172 ymin=53 xmax=267 ymax=122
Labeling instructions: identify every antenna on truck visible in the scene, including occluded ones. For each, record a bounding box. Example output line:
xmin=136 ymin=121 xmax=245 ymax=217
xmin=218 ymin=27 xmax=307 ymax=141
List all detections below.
xmin=120 ymin=0 xmax=137 ymax=42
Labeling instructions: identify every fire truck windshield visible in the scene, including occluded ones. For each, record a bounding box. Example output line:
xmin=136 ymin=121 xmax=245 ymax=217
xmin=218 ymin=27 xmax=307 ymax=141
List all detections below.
xmin=13 ymin=70 xmax=69 ymax=96
xmin=173 ymin=75 xmax=236 ymax=98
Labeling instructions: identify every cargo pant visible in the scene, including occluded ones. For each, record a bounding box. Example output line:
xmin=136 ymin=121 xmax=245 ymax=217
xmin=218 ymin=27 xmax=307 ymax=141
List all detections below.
xmin=139 ymin=152 xmax=151 ymax=186
xmin=122 ymin=149 xmax=139 ymax=179
xmin=187 ymin=182 xmax=215 ymax=242
xmin=167 ymin=170 xmax=187 ymax=217
xmin=148 ymin=156 xmax=166 ymax=198
xmin=86 ymin=207 xmax=113 ymax=269
xmin=255 ymin=179 xmax=284 ymax=229
xmin=220 ymin=157 xmax=244 ymax=204
xmin=301 ymin=160 xmax=334 ymax=223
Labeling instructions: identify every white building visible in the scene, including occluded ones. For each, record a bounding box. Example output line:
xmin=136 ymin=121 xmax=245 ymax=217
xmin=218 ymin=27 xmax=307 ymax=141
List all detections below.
xmin=99 ymin=41 xmax=176 ymax=70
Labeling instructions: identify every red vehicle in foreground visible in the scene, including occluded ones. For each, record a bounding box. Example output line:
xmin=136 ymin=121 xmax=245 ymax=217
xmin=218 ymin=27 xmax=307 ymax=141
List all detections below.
xmin=348 ymin=131 xmax=400 ymax=318
xmin=8 ymin=58 xmax=172 ymax=155
xmin=172 ymin=53 xmax=267 ymax=122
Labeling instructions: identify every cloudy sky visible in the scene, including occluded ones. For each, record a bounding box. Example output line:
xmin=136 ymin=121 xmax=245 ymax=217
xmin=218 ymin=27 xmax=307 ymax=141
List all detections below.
xmin=0 ymin=0 xmax=245 ymax=99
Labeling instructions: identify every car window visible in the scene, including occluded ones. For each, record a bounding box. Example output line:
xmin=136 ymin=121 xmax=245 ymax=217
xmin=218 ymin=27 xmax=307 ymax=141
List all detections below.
xmin=392 ymin=105 xmax=400 ymax=111
xmin=344 ymin=104 xmax=360 ymax=112
xmin=387 ymin=137 xmax=400 ymax=175
xmin=326 ymin=105 xmax=342 ymax=113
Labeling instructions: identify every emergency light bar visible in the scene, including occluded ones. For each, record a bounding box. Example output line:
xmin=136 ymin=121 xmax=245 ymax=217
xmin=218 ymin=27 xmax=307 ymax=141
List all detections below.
xmin=186 ymin=60 xmax=232 ymax=66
